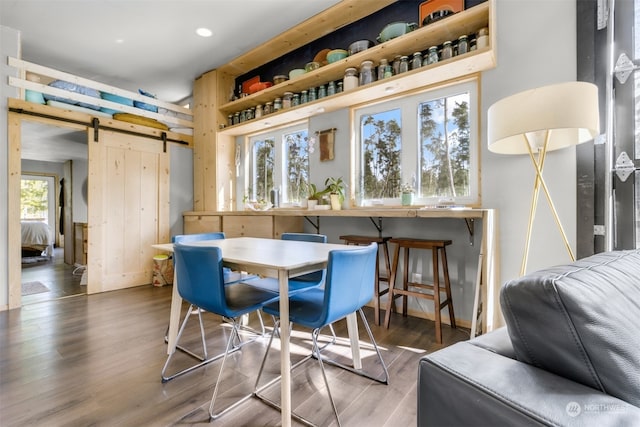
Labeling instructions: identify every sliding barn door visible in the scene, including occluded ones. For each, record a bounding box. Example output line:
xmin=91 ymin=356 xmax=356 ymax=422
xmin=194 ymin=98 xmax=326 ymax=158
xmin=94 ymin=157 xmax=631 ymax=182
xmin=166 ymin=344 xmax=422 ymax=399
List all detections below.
xmin=87 ymin=130 xmax=169 ymax=293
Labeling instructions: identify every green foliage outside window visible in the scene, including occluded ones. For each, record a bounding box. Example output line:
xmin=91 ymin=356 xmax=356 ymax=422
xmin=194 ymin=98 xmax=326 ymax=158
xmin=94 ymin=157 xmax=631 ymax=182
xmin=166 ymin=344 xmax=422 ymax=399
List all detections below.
xmin=21 ymin=178 xmax=49 ymax=220
xmin=252 ymin=138 xmax=274 ymax=201
xmin=284 ymin=130 xmax=309 ymax=202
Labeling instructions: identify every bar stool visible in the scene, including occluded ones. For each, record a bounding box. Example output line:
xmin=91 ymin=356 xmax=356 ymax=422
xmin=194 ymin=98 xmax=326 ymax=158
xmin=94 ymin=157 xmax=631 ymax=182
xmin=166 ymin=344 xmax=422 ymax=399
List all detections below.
xmin=339 ymin=234 xmax=392 ymax=325
xmin=384 ymin=238 xmax=456 ymax=344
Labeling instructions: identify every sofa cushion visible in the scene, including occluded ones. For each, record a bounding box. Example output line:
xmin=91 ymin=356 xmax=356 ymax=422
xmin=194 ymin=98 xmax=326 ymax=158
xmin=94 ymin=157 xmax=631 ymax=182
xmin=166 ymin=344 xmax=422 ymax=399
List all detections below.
xmin=500 ymin=249 xmax=640 ymax=406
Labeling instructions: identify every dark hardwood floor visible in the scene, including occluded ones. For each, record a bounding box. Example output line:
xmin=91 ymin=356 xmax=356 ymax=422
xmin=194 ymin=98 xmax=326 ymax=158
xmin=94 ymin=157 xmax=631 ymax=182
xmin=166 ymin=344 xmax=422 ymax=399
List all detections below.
xmin=21 ymin=247 xmax=85 ymax=305
xmin=0 ymin=283 xmax=469 ymax=426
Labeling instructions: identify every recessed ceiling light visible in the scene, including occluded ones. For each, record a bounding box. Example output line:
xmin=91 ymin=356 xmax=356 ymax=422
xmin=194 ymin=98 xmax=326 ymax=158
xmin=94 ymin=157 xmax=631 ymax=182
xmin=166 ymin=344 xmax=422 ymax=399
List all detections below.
xmin=115 ymin=39 xmax=124 ymax=44
xmin=196 ymin=28 xmax=213 ymax=37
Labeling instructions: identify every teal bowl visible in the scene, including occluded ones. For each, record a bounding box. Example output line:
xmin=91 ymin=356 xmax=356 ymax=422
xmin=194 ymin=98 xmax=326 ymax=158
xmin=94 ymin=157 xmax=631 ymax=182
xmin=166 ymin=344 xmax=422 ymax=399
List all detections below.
xmin=327 ymin=49 xmax=348 ymax=63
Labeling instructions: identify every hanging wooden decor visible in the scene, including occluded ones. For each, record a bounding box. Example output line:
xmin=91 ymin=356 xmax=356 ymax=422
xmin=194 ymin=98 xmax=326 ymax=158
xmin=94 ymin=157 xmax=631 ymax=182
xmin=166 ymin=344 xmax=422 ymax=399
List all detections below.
xmin=317 ymin=128 xmax=336 ymax=161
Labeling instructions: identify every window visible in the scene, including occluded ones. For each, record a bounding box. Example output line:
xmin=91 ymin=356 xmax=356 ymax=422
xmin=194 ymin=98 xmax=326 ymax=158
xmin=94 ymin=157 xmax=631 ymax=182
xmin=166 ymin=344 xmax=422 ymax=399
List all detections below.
xmin=248 ymin=123 xmax=309 ymax=204
xmin=355 ymin=80 xmax=479 ymax=206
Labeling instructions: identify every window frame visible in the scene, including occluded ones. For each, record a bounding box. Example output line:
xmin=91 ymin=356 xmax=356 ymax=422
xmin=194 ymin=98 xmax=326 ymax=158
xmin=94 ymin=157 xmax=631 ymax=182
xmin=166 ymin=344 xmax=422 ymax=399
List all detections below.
xmin=246 ymin=121 xmax=309 ymax=206
xmin=352 ymin=78 xmax=480 ymax=207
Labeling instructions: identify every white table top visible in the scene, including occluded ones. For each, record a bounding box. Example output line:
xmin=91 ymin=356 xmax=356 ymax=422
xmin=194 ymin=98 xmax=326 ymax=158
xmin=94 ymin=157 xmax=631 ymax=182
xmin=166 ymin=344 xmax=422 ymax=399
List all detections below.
xmin=154 ymin=236 xmax=359 ymax=278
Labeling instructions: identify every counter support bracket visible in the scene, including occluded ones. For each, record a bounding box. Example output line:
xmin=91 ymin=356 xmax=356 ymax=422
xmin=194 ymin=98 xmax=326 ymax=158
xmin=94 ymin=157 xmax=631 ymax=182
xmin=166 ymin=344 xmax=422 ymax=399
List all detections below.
xmin=464 ymin=218 xmax=475 ymax=245
xmin=304 ymin=216 xmax=320 ymax=234
xmin=368 ymin=217 xmax=384 ymax=237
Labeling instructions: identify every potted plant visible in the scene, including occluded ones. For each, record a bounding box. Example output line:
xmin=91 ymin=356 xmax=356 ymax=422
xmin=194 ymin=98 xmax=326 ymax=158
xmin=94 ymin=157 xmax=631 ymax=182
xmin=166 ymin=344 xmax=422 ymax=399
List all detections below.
xmin=306 ymin=183 xmax=323 ymax=210
xmin=400 ymin=182 xmax=415 ymax=206
xmin=324 ymin=177 xmax=346 ymax=210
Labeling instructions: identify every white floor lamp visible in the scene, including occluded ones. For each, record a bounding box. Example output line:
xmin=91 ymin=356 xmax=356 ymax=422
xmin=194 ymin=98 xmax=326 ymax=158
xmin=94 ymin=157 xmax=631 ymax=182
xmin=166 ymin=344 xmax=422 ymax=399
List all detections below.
xmin=488 ymin=82 xmax=600 ymax=276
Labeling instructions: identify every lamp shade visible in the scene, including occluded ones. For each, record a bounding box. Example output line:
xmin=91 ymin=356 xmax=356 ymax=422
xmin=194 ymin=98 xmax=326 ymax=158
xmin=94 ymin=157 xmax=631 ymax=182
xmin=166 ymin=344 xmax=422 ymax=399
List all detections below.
xmin=488 ymin=82 xmax=600 ymax=154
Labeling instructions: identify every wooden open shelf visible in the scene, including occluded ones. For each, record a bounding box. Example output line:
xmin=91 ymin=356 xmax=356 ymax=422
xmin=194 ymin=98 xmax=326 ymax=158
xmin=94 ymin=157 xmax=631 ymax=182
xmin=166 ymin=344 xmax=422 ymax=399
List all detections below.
xmin=217 ymin=1 xmax=493 ymax=136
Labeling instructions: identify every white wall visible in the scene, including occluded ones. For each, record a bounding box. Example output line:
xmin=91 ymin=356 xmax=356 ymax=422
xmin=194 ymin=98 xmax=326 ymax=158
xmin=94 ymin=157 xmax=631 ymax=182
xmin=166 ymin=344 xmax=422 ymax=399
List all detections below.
xmin=1 ymin=26 xmax=20 ymax=309
xmin=482 ymin=0 xmax=578 ymax=288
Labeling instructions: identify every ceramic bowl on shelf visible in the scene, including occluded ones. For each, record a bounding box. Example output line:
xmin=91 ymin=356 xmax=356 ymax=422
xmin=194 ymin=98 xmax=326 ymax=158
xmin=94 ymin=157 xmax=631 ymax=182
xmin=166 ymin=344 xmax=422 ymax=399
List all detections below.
xmin=248 ymin=81 xmax=273 ymax=94
xmin=348 ymin=40 xmax=375 ymax=55
xmin=288 ymin=68 xmax=306 ymax=79
xmin=327 ymin=49 xmax=348 ymax=63
xmin=377 ymin=22 xmax=418 ymax=43
xmin=313 ymin=48 xmax=331 ymax=66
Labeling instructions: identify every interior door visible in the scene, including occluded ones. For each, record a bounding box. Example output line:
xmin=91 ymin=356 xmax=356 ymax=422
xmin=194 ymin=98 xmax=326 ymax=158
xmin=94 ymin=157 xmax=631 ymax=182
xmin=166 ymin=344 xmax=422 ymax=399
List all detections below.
xmin=87 ymin=129 xmax=170 ymax=293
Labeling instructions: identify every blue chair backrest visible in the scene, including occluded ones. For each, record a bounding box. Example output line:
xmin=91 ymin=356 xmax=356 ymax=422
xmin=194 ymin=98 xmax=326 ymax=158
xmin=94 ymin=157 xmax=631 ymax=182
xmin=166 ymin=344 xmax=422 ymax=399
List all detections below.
xmin=172 ymin=232 xmax=226 ymax=244
xmin=282 ymin=232 xmax=327 ymax=283
xmin=320 ymin=243 xmax=378 ymax=326
xmin=173 ymin=244 xmax=228 ymax=315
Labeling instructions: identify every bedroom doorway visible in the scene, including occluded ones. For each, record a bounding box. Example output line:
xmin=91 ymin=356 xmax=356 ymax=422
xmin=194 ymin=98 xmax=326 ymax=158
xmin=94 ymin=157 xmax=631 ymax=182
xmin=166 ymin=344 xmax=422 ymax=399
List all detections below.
xmin=19 ymin=120 xmax=87 ymax=305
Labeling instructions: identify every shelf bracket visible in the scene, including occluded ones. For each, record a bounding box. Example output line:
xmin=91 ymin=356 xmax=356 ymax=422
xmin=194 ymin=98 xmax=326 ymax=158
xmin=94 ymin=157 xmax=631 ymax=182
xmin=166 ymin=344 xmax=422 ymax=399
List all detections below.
xmin=464 ymin=218 xmax=475 ymax=245
xmin=368 ymin=217 xmax=384 ymax=237
xmin=92 ymin=118 xmax=100 ymax=142
xmin=304 ymin=215 xmax=320 ymax=234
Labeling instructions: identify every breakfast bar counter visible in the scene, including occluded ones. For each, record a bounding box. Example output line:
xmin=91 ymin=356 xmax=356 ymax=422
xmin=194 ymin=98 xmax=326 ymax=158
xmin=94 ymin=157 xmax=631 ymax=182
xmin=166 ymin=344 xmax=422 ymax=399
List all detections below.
xmin=182 ymin=207 xmax=500 ymax=335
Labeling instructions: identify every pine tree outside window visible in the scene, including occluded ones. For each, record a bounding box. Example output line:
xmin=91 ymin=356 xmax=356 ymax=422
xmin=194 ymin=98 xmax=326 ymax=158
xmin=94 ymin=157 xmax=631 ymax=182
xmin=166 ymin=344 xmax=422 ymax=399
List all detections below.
xmin=249 ymin=123 xmax=309 ymax=205
xmin=354 ymin=79 xmax=479 ymax=206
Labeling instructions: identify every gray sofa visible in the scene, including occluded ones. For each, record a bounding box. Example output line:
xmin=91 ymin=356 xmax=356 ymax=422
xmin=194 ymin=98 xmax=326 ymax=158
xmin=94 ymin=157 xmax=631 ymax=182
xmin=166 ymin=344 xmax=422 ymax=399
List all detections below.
xmin=418 ymin=249 xmax=640 ymax=426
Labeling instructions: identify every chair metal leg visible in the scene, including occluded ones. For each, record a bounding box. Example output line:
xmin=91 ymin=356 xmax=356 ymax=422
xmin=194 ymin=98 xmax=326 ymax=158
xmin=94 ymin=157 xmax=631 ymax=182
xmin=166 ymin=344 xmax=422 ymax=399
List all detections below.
xmin=253 ymin=312 xmax=388 ymax=427
xmin=209 ymin=317 xmax=265 ymax=419
xmin=161 ymin=307 xmax=264 ymax=382
xmin=318 ymin=309 xmax=389 ymax=385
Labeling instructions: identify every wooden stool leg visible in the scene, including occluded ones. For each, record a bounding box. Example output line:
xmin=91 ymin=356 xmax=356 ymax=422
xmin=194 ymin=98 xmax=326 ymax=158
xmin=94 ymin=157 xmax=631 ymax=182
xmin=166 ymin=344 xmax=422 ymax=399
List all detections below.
xmin=402 ymin=246 xmax=410 ymax=317
xmin=432 ymin=247 xmax=443 ymax=344
xmin=384 ymin=244 xmax=402 ymax=328
xmin=440 ymin=246 xmax=456 ymax=329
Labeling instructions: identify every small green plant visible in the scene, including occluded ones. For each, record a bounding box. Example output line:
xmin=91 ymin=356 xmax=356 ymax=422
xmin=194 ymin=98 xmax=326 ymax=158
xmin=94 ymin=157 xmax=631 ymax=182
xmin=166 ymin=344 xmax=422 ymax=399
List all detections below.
xmin=324 ymin=176 xmax=346 ymax=203
xmin=307 ymin=183 xmax=324 ymax=201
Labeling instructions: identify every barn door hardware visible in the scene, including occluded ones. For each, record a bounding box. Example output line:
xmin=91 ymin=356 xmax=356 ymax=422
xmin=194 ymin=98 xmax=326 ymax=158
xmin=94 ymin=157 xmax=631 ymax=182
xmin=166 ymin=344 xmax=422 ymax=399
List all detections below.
xmin=614 ymin=151 xmax=636 ymax=182
xmin=614 ymin=52 xmax=640 ymax=84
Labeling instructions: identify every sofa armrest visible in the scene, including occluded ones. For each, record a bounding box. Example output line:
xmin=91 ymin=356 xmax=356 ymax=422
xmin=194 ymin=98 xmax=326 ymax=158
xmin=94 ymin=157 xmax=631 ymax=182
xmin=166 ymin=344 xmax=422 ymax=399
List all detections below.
xmin=418 ymin=340 xmax=640 ymax=426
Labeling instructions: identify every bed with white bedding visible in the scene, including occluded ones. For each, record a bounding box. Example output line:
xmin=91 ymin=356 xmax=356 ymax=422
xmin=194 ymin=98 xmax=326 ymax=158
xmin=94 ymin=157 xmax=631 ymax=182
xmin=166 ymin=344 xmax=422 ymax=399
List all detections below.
xmin=21 ymin=221 xmax=53 ymax=257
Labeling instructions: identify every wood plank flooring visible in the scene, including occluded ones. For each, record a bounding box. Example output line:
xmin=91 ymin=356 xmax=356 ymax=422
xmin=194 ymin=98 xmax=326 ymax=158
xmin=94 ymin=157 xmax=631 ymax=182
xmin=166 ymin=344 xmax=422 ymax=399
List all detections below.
xmin=0 ymin=284 xmax=469 ymax=426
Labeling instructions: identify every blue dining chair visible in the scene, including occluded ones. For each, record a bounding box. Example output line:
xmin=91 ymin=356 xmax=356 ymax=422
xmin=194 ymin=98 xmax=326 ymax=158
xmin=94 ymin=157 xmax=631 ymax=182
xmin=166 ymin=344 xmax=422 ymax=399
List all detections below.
xmin=169 ymin=244 xmax=280 ymax=419
xmin=254 ymin=242 xmax=389 ymax=426
xmin=245 ymin=232 xmax=328 ymax=295
xmin=161 ymin=232 xmax=261 ymax=382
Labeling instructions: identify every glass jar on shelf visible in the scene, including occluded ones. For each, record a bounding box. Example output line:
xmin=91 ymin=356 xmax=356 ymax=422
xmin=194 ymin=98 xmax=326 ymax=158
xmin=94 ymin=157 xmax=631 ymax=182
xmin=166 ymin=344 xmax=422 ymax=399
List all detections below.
xmin=378 ymin=58 xmax=389 ymax=80
xmin=399 ymin=56 xmax=409 ymax=73
xmin=273 ymin=97 xmax=282 ymax=112
xmin=477 ymin=27 xmax=489 ymax=49
xmin=318 ymin=84 xmax=327 ymax=99
xmin=301 ymin=90 xmax=308 ymax=104
xmin=255 ymin=104 xmax=263 ymax=118
xmin=392 ymin=55 xmax=402 ymax=75
xmin=227 ymin=114 xmax=233 ymax=126
xmin=283 ymin=92 xmax=293 ymax=109
xmin=411 ymin=52 xmax=423 ymax=70
xmin=309 ymin=86 xmax=317 ymax=101
xmin=441 ymin=41 xmax=453 ymax=60
xmin=327 ymin=80 xmax=336 ymax=96
xmin=246 ymin=107 xmax=254 ymax=121
xmin=233 ymin=112 xmax=240 ymax=125
xmin=359 ymin=60 xmax=375 ymax=86
xmin=292 ymin=93 xmax=300 ymax=107
xmin=343 ymin=67 xmax=358 ymax=91
xmin=264 ymin=101 xmax=273 ymax=115
xmin=457 ymin=35 xmax=469 ymax=55
xmin=425 ymin=46 xmax=439 ymax=65
xmin=337 ymin=82 xmax=343 ymax=93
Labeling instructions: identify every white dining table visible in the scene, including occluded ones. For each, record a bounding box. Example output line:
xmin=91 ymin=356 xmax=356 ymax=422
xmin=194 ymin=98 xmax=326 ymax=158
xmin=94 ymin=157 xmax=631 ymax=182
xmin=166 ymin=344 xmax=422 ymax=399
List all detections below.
xmin=152 ymin=236 xmax=364 ymax=426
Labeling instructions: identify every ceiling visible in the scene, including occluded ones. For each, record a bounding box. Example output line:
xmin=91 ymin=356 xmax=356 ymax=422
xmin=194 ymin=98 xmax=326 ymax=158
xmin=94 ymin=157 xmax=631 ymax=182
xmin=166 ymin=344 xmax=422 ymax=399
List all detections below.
xmin=1 ymin=0 xmax=341 ymax=162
